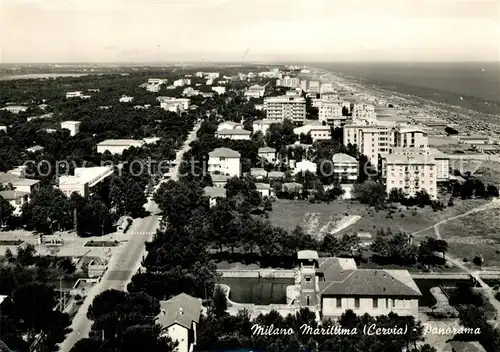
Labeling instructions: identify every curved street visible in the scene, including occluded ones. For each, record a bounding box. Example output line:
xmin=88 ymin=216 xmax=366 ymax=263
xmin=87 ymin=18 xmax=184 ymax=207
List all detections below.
xmin=58 ymin=124 xmax=199 ymax=352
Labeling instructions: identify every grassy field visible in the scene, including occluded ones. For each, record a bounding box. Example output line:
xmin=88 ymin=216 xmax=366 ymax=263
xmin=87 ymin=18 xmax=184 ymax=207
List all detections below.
xmin=270 ymin=198 xmax=489 ymax=237
xmin=439 ymin=207 xmax=500 ymax=269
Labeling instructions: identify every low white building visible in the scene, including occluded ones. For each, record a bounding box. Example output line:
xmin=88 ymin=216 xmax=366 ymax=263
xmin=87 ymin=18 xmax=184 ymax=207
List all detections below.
xmin=217 ymin=121 xmax=243 ymax=131
xmin=58 ymin=166 xmax=114 ymax=198
xmin=0 ymin=190 xmax=29 ymax=215
xmin=211 ymin=174 xmax=229 ymax=188
xmin=203 ymin=186 xmax=227 ymax=208
xmin=61 ymin=121 xmax=81 ymax=136
xmin=296 ymin=254 xmax=421 ymax=319
xmin=0 ymin=105 xmax=28 ymax=114
xmin=253 ymin=119 xmax=277 ymax=136
xmin=215 ymin=129 xmax=251 ymax=140
xmin=208 ymin=148 xmax=241 ymax=177
xmin=158 ymin=97 xmax=190 ymax=113
xmin=293 ymin=160 xmax=317 ymax=175
xmin=255 ymin=183 xmax=271 ymax=198
xmin=0 ymin=168 xmax=40 ymax=197
xmin=212 ymin=86 xmax=226 ymax=95
xmin=332 ymin=153 xmax=358 ymax=182
xmin=26 ymin=145 xmax=44 ymax=153
xmin=258 ymin=147 xmax=276 ymax=164
xmin=156 ymin=293 xmax=202 ymax=352
xmin=66 ymin=91 xmax=83 ymax=98
xmin=245 ymin=85 xmax=266 ymax=99
xmin=294 ymin=123 xmax=331 ymax=142
xmin=0 ymin=126 xmax=7 ymax=132
xmin=97 ymin=139 xmax=144 ymax=155
xmin=119 ymin=95 xmax=134 ymax=103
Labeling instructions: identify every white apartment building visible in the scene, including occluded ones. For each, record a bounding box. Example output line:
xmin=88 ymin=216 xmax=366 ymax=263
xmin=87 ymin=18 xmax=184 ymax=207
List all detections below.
xmin=300 ymin=80 xmax=308 ymax=92
xmin=343 ymin=123 xmax=393 ymax=165
xmin=253 ymin=119 xmax=277 ymax=136
xmin=212 ymin=86 xmax=226 ymax=95
xmin=379 ymin=153 xmax=437 ymax=199
xmin=321 ymin=92 xmax=341 ymax=101
xmin=217 ymin=121 xmax=243 ymax=131
xmin=307 ymin=81 xmax=320 ymax=94
xmin=119 ymin=95 xmax=134 ymax=103
xmin=60 ymin=121 xmax=81 ymax=136
xmin=215 ymin=129 xmax=251 ymax=140
xmin=320 ymin=83 xmax=335 ymax=94
xmin=318 ymin=101 xmax=346 ymax=127
xmin=97 ymin=139 xmax=144 ymax=155
xmin=294 ymin=123 xmax=331 ymax=142
xmin=258 ymin=147 xmax=277 ymax=164
xmin=393 ymin=126 xmax=428 ymax=149
xmin=352 ymin=104 xmax=376 ymax=122
xmin=158 ymin=97 xmax=190 ymax=113
xmin=58 ymin=166 xmax=114 ymax=198
xmin=276 ymin=76 xmax=300 ymax=88
xmin=264 ymin=95 xmax=306 ymax=123
xmin=389 ymin=147 xmax=450 ymax=183
xmin=156 ymin=293 xmax=202 ymax=352
xmin=332 ymin=153 xmax=358 ymax=182
xmin=245 ymin=85 xmax=266 ymax=99
xmin=208 ymin=148 xmax=241 ymax=177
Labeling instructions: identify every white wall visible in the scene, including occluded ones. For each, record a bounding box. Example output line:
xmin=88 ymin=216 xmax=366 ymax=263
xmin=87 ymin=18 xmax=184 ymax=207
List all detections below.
xmin=322 ymin=297 xmax=419 ymax=318
xmin=166 ymin=324 xmax=189 ymax=352
xmin=208 ymin=157 xmax=241 ymax=177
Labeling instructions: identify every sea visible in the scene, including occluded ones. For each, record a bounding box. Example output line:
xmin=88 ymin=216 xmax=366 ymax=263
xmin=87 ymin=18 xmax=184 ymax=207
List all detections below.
xmin=310 ymin=62 xmax=500 ymax=116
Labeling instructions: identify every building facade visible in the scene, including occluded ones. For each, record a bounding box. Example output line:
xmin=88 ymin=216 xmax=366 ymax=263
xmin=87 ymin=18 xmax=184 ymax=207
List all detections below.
xmin=208 ymin=148 xmax=241 ymax=177
xmin=379 ymin=153 xmax=438 ymax=198
xmin=61 ymin=121 xmax=81 ymax=136
xmin=332 ymin=153 xmax=358 ymax=182
xmin=264 ymin=95 xmax=306 ymax=123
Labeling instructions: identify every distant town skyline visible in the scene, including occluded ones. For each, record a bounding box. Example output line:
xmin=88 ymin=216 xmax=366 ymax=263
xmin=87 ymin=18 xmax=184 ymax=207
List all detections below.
xmin=2 ymin=0 xmax=499 ymax=63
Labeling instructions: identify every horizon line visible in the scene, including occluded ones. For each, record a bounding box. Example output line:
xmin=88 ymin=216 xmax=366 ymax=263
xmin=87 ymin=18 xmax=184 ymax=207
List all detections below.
xmin=1 ymin=60 xmax=499 ymax=66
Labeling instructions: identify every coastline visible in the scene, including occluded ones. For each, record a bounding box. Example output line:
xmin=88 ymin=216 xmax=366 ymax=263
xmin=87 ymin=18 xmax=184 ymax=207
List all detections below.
xmin=302 ymin=68 xmax=500 ymax=138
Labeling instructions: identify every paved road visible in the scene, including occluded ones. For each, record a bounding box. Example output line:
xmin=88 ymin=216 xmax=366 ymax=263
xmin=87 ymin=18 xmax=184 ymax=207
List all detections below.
xmin=58 ymin=124 xmax=199 ymax=352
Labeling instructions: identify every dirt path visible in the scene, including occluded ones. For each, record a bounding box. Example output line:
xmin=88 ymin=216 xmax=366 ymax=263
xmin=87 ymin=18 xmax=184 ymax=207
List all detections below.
xmin=413 ymin=198 xmax=500 ymax=322
xmin=411 ymin=198 xmax=500 ymax=237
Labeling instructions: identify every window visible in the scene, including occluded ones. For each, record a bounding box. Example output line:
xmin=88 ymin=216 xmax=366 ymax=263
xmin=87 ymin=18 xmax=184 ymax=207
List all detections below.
xmin=354 ymin=298 xmax=360 ymax=308
xmin=373 ymin=298 xmax=378 ymax=308
xmin=337 ymin=298 xmax=342 ymax=308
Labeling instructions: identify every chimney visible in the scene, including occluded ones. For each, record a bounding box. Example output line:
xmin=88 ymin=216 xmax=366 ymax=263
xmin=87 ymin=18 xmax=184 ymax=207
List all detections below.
xmin=179 ymin=308 xmax=183 ymax=315
xmin=161 ymin=309 xmax=166 ymax=315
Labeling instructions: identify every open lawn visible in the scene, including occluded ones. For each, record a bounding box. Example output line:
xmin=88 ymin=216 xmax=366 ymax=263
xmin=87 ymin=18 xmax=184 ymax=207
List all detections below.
xmin=270 ymin=198 xmax=489 ymax=240
xmin=439 ymin=207 xmax=500 ymax=269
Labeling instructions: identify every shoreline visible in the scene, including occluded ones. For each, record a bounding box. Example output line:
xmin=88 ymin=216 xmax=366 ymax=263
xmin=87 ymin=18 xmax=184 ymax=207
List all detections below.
xmin=302 ymin=68 xmax=500 ymax=138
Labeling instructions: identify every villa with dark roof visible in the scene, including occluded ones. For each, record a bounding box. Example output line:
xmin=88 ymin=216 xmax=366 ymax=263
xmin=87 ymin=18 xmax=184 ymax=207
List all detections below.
xmin=155 ymin=293 xmax=202 ymax=352
xmin=297 ymin=250 xmax=421 ymax=318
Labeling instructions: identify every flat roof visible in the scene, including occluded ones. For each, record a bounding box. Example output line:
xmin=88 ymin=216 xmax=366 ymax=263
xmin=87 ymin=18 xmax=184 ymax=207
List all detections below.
xmin=97 ymin=139 xmax=144 ymax=146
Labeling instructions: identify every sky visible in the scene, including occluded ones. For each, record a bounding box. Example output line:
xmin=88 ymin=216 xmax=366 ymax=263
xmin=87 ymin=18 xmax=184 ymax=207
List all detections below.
xmin=1 ymin=0 xmax=499 ymax=63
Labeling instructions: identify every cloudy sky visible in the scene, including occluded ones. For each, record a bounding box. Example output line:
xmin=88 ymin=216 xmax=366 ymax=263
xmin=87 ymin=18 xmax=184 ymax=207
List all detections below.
xmin=1 ymin=0 xmax=499 ymax=63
